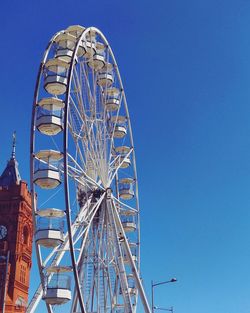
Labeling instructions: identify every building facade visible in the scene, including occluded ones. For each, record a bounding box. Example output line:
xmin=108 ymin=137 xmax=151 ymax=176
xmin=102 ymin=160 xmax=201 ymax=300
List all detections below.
xmin=0 ymin=141 xmax=33 ymax=312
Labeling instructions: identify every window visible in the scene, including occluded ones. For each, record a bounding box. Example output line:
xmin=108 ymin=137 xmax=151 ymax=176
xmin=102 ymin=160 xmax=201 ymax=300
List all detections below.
xmin=22 ymin=226 xmax=29 ymax=245
xmin=20 ymin=265 xmax=26 ymax=284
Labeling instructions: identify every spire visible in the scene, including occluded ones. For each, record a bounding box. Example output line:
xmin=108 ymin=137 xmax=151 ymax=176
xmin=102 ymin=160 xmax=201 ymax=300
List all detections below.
xmin=0 ymin=132 xmax=21 ymax=187
xmin=11 ymin=131 xmax=16 ymax=160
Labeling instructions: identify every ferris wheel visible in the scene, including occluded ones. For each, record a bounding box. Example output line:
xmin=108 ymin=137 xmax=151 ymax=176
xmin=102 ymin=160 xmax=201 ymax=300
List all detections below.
xmin=29 ymin=25 xmax=151 ymax=313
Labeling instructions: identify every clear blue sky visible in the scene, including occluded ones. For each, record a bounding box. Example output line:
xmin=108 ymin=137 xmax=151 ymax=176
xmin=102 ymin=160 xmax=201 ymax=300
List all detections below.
xmin=1 ymin=0 xmax=250 ymax=312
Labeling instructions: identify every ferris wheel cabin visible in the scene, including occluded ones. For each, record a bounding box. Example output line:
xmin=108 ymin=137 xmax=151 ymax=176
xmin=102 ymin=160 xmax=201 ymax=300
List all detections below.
xmin=43 ymin=266 xmax=72 ymax=305
xmin=87 ymin=42 xmax=106 ymax=70
xmin=123 ymin=253 xmax=137 ymax=264
xmin=127 ymin=275 xmax=137 ymax=296
xmin=54 ymin=33 xmax=76 ymax=63
xmin=36 ymin=115 xmax=63 ymax=136
xmin=115 ymin=146 xmax=131 ymax=169
xmin=110 ymin=115 xmax=127 ymax=138
xmin=119 ymin=178 xmax=135 ymax=200
xmin=44 ymin=59 xmax=69 ymax=95
xmin=33 ymin=150 xmax=62 ymax=189
xmin=36 ymin=97 xmax=64 ymax=136
xmin=66 ymin=25 xmax=97 ymax=57
xmin=97 ymin=62 xmax=114 ymax=87
xmin=122 ymin=221 xmax=136 ymax=232
xmin=105 ymin=87 xmax=120 ymax=111
xmin=35 ymin=208 xmax=65 ymax=248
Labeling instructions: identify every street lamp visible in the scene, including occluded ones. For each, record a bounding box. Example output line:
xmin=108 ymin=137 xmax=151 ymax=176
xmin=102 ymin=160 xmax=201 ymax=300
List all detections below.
xmin=151 ymin=278 xmax=177 ymax=313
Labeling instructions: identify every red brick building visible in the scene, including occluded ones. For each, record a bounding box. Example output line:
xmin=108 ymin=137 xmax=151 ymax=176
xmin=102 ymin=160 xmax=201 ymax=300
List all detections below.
xmin=0 ymin=141 xmax=33 ymax=312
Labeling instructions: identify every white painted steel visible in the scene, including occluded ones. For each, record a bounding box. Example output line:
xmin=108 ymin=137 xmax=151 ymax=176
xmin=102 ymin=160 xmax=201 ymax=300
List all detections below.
xmin=30 ymin=25 xmax=150 ymax=313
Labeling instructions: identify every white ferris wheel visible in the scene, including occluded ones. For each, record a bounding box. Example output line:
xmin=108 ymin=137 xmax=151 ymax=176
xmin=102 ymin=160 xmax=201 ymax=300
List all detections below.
xmin=29 ymin=25 xmax=151 ymax=313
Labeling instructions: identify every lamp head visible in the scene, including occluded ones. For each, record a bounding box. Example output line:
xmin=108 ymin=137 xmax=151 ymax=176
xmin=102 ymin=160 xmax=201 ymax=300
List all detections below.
xmin=170 ymin=278 xmax=177 ymax=282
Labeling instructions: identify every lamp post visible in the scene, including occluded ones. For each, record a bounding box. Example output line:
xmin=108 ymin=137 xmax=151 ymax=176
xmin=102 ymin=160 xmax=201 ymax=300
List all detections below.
xmin=151 ymin=278 xmax=177 ymax=313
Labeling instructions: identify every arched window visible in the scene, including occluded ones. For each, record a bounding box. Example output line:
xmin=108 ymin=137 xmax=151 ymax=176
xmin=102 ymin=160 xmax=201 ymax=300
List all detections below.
xmin=22 ymin=226 xmax=29 ymax=245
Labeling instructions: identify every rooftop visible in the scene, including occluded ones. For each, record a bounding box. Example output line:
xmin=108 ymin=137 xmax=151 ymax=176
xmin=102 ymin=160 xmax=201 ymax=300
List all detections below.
xmin=0 ymin=132 xmax=21 ymax=187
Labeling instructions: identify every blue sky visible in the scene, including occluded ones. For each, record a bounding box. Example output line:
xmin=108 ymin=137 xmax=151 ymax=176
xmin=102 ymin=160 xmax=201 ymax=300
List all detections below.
xmin=1 ymin=0 xmax=250 ymax=312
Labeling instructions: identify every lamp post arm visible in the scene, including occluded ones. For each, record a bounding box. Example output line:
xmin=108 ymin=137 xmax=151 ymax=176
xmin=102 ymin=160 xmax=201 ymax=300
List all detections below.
xmin=152 ymin=280 xmax=173 ymax=287
xmin=154 ymin=307 xmax=173 ymax=312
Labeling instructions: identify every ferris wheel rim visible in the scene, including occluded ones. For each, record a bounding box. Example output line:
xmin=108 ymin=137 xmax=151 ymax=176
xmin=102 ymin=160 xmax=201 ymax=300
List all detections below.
xmin=29 ymin=29 xmax=66 ymax=313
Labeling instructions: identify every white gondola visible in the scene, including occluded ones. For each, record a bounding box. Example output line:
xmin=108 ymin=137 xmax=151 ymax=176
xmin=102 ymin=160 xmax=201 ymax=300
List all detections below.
xmin=35 ymin=209 xmax=65 ymax=248
xmin=119 ymin=208 xmax=137 ymax=216
xmin=97 ymin=63 xmax=114 ymax=87
xmin=33 ymin=150 xmax=63 ymax=189
xmin=55 ymin=33 xmax=76 ymax=49
xmin=36 ymin=98 xmax=64 ymax=136
xmin=66 ymin=25 xmax=85 ymax=38
xmin=122 ymin=221 xmax=136 ymax=232
xmin=128 ymin=241 xmax=137 ymax=248
xmin=66 ymin=26 xmax=97 ymax=57
xmin=115 ymin=146 xmax=130 ymax=155
xmin=34 ymin=169 xmax=61 ymax=189
xmin=97 ymin=73 xmax=114 ymax=87
xmin=119 ymin=178 xmax=134 ymax=200
xmin=65 ymin=26 xmax=87 ymax=57
xmin=55 ymin=33 xmax=76 ymax=63
xmin=87 ymin=42 xmax=105 ymax=70
xmin=119 ymin=286 xmax=136 ymax=296
xmin=44 ymin=59 xmax=69 ymax=95
xmin=45 ymin=59 xmax=69 ymax=74
xmin=35 ymin=149 xmax=63 ymax=161
xmin=123 ymin=242 xmax=137 ymax=264
xmin=127 ymin=274 xmax=136 ymax=295
xmin=43 ymin=266 xmax=72 ymax=305
xmin=55 ymin=49 xmax=74 ymax=63
xmin=105 ymin=87 xmax=120 ymax=111
xmin=119 ymin=189 xmax=134 ymax=200
xmin=36 ymin=228 xmax=64 ymax=248
xmin=44 ymin=288 xmax=71 ymax=305
xmin=128 ymin=287 xmax=136 ymax=295
xmin=106 ymin=98 xmax=119 ymax=111
xmin=114 ymin=125 xmax=127 ymax=138
xmin=88 ymin=53 xmax=105 ymax=70
xmin=44 ymin=75 xmax=67 ymax=95
xmin=38 ymin=97 xmax=65 ymax=110
xmin=123 ymin=254 xmax=137 ymax=264
xmin=114 ymin=156 xmax=131 ymax=169
xmin=84 ymin=30 xmax=97 ymax=57
xmin=36 ymin=115 xmax=63 ymax=136
xmin=115 ymin=146 xmax=131 ymax=169
xmin=110 ymin=115 xmax=127 ymax=138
